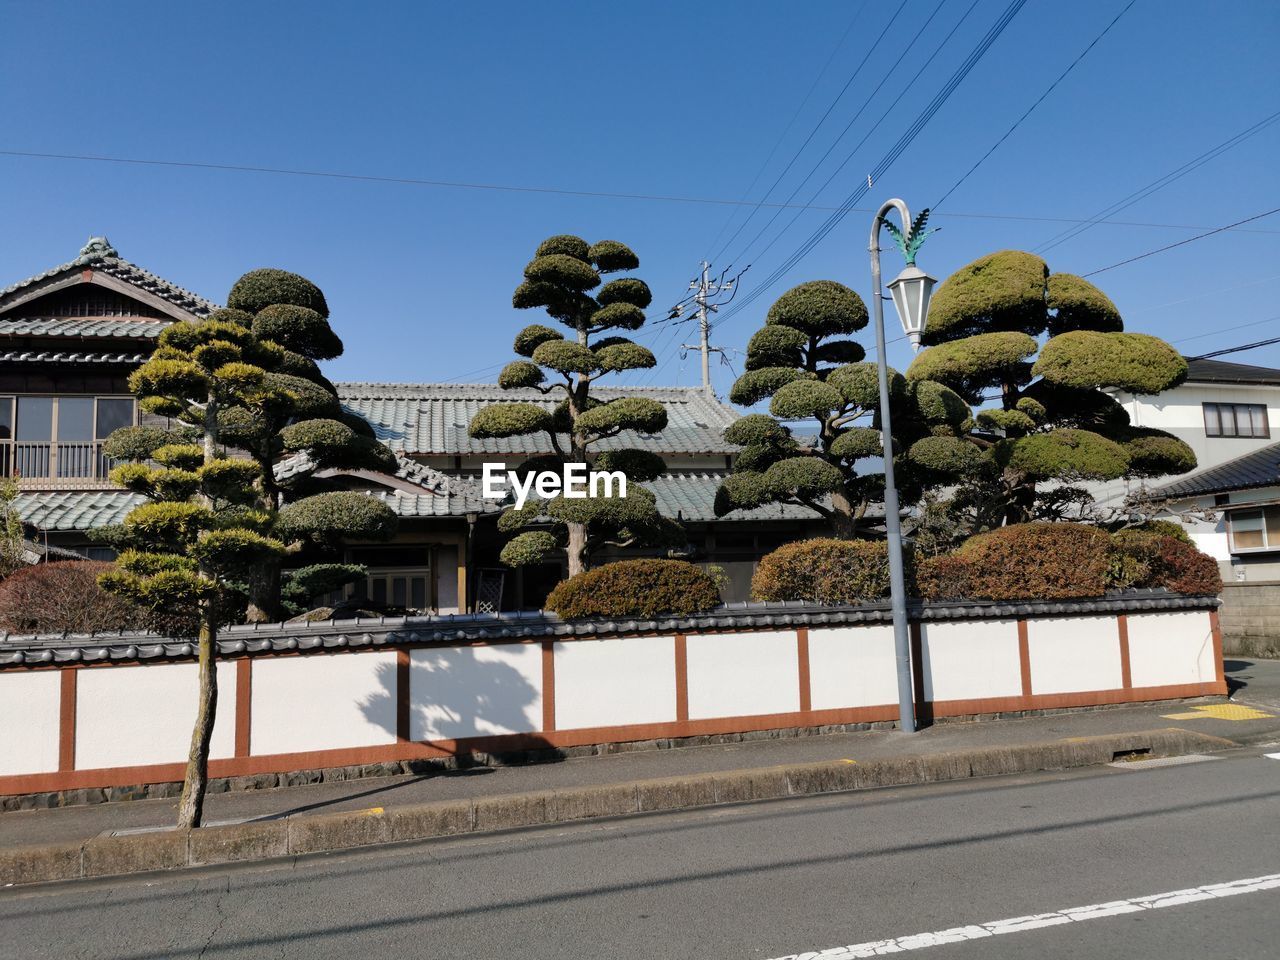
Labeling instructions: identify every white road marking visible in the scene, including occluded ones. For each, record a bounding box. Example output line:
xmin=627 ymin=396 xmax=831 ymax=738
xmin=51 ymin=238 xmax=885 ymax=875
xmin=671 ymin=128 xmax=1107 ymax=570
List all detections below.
xmin=765 ymin=873 xmax=1280 ymax=959
xmin=1264 ymin=752 xmax=1280 ymax=760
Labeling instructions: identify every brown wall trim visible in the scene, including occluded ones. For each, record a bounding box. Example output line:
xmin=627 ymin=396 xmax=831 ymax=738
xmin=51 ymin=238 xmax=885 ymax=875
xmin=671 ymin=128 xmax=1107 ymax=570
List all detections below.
xmin=58 ymin=668 xmax=77 ymax=772
xmin=396 ymin=649 xmax=411 ymax=743
xmin=1210 ymin=609 xmax=1225 ymax=685
xmin=1117 ymin=614 xmax=1133 ymax=691
xmin=234 ymin=659 xmax=252 ymax=758
xmin=1017 ymin=620 xmax=1032 ymax=698
xmin=929 ymin=680 xmax=1224 ymax=719
xmin=674 ymin=633 xmax=689 ymax=723
xmin=541 ymin=640 xmax=555 ymax=733
xmin=796 ymin=628 xmax=812 ymax=713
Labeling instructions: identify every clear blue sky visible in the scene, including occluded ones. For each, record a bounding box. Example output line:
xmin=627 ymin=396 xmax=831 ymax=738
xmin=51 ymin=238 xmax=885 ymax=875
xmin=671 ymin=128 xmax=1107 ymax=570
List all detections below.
xmin=2 ymin=1 xmax=1278 ymax=398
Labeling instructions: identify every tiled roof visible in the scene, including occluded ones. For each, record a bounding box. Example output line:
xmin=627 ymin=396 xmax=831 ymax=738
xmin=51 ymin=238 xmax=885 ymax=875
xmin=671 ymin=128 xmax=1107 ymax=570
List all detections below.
xmin=0 ymin=591 xmax=1217 ymax=665
xmin=643 ymin=472 xmax=828 ymax=522
xmin=1184 ymin=358 xmax=1280 ymax=386
xmin=337 ymin=382 xmax=739 ymax=457
xmin=0 ymin=237 xmax=217 ymax=319
xmin=1153 ymin=442 xmax=1280 ymax=500
xmin=14 ymin=490 xmax=144 ymax=531
xmin=0 ymin=350 xmax=149 ymax=364
xmin=274 ymin=450 xmax=491 ymax=516
xmin=0 ymin=317 xmax=170 ymax=339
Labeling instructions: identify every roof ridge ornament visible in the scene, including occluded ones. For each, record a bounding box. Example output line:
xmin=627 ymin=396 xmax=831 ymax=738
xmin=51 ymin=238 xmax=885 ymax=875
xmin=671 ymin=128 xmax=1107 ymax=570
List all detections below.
xmin=77 ymin=236 xmax=118 ymax=263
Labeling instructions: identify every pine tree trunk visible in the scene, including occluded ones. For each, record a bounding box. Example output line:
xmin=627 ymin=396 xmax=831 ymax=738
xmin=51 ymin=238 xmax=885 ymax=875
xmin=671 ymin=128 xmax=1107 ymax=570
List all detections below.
xmin=176 ymin=616 xmax=217 ymax=828
xmin=566 ymin=522 xmax=587 ymax=577
xmin=829 ymin=491 xmax=859 ymax=539
xmin=245 ymin=564 xmax=281 ymax=623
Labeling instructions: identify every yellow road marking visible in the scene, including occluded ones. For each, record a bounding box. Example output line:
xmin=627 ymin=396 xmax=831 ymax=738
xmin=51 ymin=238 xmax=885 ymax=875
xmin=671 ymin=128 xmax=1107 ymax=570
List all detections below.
xmin=361 ymin=807 xmax=385 ymax=816
xmin=839 ymin=759 xmax=857 ymax=765
xmin=1161 ymin=703 xmax=1275 ymax=721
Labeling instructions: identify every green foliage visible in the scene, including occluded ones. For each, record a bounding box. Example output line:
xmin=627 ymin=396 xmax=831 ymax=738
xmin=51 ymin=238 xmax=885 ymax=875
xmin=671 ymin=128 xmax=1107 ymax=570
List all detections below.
xmin=728 ymin=366 xmax=806 ymax=406
xmin=762 ymin=457 xmax=843 ymax=498
xmin=589 ymin=302 xmax=646 ymax=331
xmin=596 ymin=277 xmax=652 ymax=308
xmin=469 ymin=403 xmax=554 ymax=439
xmin=576 ymin=396 xmax=667 ymax=434
xmin=1018 ymin=380 xmax=1129 ymax=429
xmin=280 ymin=563 xmax=367 ymax=611
xmin=1033 ymin=331 xmax=1188 ymax=394
xmin=251 ymin=304 xmax=343 ymax=361
xmin=593 ymin=339 xmax=656 ymax=373
xmin=905 ymin=331 xmax=1038 ymax=400
xmin=532 ymin=340 xmax=599 ymax=374
xmin=765 ymin=280 xmax=867 ymax=336
xmin=810 ymin=338 xmax=866 ymax=366
xmin=261 ymin=372 xmax=343 ymax=419
xmin=916 ymin=523 xmax=1112 ymax=600
xmin=745 ymin=325 xmax=808 ymax=369
xmin=205 ymin=307 xmax=254 ymax=328
xmin=546 ymin=560 xmax=720 ymax=619
xmin=227 ymin=268 xmax=330 ymax=318
xmin=922 ymin=250 xmax=1049 ymax=344
xmin=102 ymin=425 xmax=196 ymax=463
xmin=499 ymin=530 xmax=560 ymax=567
xmin=129 ymin=357 xmax=208 ymax=399
xmin=992 ymin=428 xmax=1129 ymax=481
xmin=545 ymin=485 xmax=658 ymax=526
xmin=513 ymin=324 xmax=564 ymax=357
xmin=197 ymin=460 xmax=262 ymax=502
xmin=588 ymin=239 xmax=640 ymax=273
xmin=750 ymin=538 xmax=890 ymax=604
xmin=1046 ymin=273 xmax=1123 ymax=335
xmin=124 ymin=501 xmax=216 ymax=548
xmin=524 ymin=253 xmax=600 ymax=291
xmin=536 ymin=234 xmax=591 ymax=260
xmin=826 ymin=361 xmax=903 ymax=408
xmin=976 ymin=408 xmax=1037 ymax=436
xmin=193 ymin=529 xmax=286 ymax=572
xmin=593 ymin=448 xmax=666 ymax=482
xmin=714 ymin=471 xmax=773 ymax=515
xmin=275 ymin=492 xmax=397 ymax=544
xmin=498 ymin=360 xmax=546 ymax=389
xmin=1103 ymin=426 xmax=1197 ymax=477
xmin=1110 ymin=530 xmax=1221 ymax=595
xmin=910 ymin=380 xmax=970 ymax=427
xmin=769 ymin=379 xmax=843 ymax=420
xmin=152 ymin=444 xmax=205 ymax=471
xmin=908 ymin=436 xmax=982 ymax=477
xmin=724 ymin=414 xmax=791 ymax=446
xmin=828 ymin=427 xmax=882 ymax=461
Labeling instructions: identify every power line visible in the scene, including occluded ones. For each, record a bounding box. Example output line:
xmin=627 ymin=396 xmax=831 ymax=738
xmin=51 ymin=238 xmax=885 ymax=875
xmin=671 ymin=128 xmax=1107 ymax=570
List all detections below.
xmin=1034 ymin=108 xmax=1280 ymax=254
xmin=1081 ymin=206 xmax=1280 ymax=277
xmin=1188 ymin=335 xmax=1280 ymax=360
xmin=718 ymin=0 xmax=1028 ymax=325
xmin=700 ymin=1 xmax=871 ymax=259
xmin=707 ymin=0 xmax=912 ymax=266
xmin=933 ymin=0 xmax=1138 ymax=210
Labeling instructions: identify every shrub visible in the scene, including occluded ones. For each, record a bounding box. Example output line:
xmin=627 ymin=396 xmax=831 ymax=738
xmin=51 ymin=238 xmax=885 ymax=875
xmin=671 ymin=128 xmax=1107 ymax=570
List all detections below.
xmin=0 ymin=561 xmax=145 ymax=634
xmin=546 ymin=559 xmax=721 ymax=619
xmin=751 ymin=538 xmax=891 ymax=604
xmin=916 ymin=523 xmax=1112 ymax=601
xmin=1110 ymin=530 xmax=1221 ymax=595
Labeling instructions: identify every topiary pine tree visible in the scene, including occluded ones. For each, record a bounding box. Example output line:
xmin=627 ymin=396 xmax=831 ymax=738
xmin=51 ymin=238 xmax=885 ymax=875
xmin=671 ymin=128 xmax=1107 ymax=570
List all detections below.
xmin=469 ymin=235 xmax=682 ymax=577
xmin=715 ymin=280 xmax=974 ymax=538
xmin=904 ymin=250 xmax=1195 ymax=526
xmin=100 ymin=269 xmax=397 ymax=828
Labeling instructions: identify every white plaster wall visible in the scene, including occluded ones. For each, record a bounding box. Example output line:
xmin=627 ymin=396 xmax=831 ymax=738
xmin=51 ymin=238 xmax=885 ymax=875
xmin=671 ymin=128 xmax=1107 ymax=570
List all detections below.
xmin=1117 ymin=382 xmax=1280 ymax=472
xmin=685 ymin=630 xmax=799 ymax=720
xmin=920 ymin=620 xmax=1022 ymax=702
xmin=807 ymin=625 xmax=898 ymax=710
xmin=76 ymin=662 xmax=237 ymax=770
xmin=0 ymin=671 xmax=61 ymax=776
xmin=1026 ymin=616 xmax=1123 ymax=695
xmin=410 ymin=643 xmax=543 ymax=740
xmin=252 ymin=652 xmax=396 ymax=755
xmin=553 ymin=636 xmax=676 ymax=730
xmin=1126 ymin=611 xmax=1217 ymax=688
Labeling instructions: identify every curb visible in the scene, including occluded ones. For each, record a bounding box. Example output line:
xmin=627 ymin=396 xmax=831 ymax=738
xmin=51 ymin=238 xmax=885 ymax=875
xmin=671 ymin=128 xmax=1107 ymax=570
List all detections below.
xmin=0 ymin=727 xmax=1234 ymax=888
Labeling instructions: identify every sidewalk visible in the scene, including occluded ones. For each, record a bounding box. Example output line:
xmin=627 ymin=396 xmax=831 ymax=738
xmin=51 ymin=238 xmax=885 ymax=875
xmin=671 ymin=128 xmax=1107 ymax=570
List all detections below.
xmin=0 ymin=660 xmax=1274 ymax=885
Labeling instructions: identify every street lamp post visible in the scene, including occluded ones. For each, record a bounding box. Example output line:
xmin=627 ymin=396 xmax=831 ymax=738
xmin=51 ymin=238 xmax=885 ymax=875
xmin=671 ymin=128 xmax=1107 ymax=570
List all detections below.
xmin=869 ymin=198 xmax=937 ymax=734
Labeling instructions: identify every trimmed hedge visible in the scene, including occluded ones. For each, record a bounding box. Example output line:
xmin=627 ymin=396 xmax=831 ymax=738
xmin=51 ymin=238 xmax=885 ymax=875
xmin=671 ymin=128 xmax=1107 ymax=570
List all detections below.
xmin=546 ymin=559 xmax=721 ymax=619
xmin=916 ymin=523 xmax=1222 ymax=601
xmin=0 ymin=561 xmax=145 ymax=634
xmin=751 ymin=538 xmax=891 ymax=605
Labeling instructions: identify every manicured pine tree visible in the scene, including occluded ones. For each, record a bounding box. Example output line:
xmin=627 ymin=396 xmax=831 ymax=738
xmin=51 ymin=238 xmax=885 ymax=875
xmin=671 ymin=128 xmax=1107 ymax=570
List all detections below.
xmin=101 ymin=270 xmax=397 ymax=828
xmin=469 ymin=235 xmax=681 ymax=577
xmin=904 ymin=250 xmax=1195 ymax=526
xmin=715 ymin=280 xmax=973 ymax=537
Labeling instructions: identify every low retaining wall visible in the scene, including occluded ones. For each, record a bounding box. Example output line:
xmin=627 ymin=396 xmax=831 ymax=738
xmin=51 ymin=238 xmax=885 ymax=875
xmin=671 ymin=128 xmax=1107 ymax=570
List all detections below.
xmin=0 ymin=593 xmax=1224 ymax=799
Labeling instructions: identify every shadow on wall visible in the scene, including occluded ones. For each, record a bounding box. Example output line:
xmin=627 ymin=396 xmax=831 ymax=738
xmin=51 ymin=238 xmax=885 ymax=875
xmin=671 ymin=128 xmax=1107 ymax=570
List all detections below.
xmin=358 ymin=646 xmax=549 ymax=757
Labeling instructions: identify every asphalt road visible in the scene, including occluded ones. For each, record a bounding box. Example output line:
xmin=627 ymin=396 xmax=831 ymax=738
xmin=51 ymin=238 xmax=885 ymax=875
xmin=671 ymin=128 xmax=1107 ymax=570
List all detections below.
xmin=2 ymin=744 xmax=1278 ymax=960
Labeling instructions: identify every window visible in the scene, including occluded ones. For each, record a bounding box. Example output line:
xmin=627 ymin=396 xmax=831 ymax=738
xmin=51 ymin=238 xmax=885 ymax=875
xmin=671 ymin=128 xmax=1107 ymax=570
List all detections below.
xmin=1204 ymin=402 xmax=1270 ymax=438
xmin=0 ymin=396 xmax=135 ymax=479
xmin=1228 ymin=506 xmax=1280 ymax=552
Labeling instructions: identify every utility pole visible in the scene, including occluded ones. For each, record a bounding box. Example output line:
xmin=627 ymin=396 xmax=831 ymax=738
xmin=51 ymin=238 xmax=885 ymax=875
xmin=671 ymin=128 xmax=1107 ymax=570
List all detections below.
xmin=677 ymin=261 xmax=743 ymax=398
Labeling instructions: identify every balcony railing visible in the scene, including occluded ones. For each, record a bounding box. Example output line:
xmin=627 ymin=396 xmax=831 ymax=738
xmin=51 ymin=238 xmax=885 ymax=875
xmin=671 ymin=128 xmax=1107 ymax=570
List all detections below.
xmin=0 ymin=440 xmax=116 ymax=482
